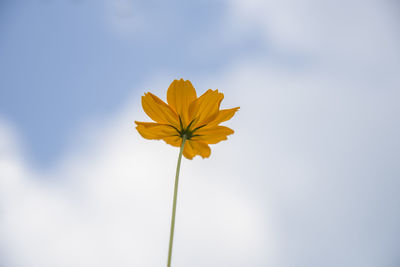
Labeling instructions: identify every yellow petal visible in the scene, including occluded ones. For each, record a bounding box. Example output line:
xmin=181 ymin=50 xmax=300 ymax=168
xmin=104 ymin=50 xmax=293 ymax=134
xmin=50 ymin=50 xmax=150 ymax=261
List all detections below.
xmin=208 ymin=107 xmax=240 ymax=126
xmin=135 ymin=121 xmax=160 ymax=128
xmin=142 ymin=93 xmax=179 ymax=127
xmin=163 ymin=135 xmax=182 ymax=147
xmin=167 ymin=79 xmax=197 ymax=127
xmin=192 ymin=125 xmax=234 ymax=144
xmin=135 ymin=121 xmax=178 ymax=140
xmin=183 ymin=141 xmax=195 ymax=160
xmin=189 ymin=140 xmax=211 ymax=158
xmin=188 ymin=89 xmax=224 ymax=128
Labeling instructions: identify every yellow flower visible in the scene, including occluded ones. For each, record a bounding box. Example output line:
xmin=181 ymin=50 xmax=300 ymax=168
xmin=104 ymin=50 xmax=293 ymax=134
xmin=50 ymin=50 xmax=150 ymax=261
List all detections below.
xmin=135 ymin=79 xmax=239 ymax=159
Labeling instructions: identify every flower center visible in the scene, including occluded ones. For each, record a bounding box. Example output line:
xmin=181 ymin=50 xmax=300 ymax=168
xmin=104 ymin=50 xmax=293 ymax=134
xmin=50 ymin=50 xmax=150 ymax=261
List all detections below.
xmin=177 ymin=116 xmax=206 ymax=140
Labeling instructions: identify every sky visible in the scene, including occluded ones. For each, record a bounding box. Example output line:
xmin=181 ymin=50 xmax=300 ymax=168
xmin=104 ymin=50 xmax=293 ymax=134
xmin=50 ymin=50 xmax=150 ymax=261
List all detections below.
xmin=1 ymin=0 xmax=400 ymax=266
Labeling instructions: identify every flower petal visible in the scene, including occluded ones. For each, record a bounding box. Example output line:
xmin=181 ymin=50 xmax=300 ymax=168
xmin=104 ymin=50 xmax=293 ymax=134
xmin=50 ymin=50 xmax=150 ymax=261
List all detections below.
xmin=189 ymin=140 xmax=211 ymax=158
xmin=135 ymin=121 xmax=179 ymax=140
xmin=192 ymin=125 xmax=234 ymax=144
xmin=208 ymin=107 xmax=240 ymax=126
xmin=183 ymin=141 xmax=196 ymax=159
xmin=188 ymin=89 xmax=224 ymax=128
xmin=142 ymin=93 xmax=179 ymax=127
xmin=167 ymin=79 xmax=197 ymax=127
xmin=135 ymin=121 xmax=160 ymax=128
xmin=163 ymin=136 xmax=182 ymax=147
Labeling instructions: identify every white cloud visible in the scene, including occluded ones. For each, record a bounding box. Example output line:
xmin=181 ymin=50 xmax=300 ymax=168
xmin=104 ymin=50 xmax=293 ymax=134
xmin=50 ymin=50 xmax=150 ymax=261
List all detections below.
xmin=0 ymin=83 xmax=273 ymax=267
xmin=230 ymin=0 xmax=399 ymax=53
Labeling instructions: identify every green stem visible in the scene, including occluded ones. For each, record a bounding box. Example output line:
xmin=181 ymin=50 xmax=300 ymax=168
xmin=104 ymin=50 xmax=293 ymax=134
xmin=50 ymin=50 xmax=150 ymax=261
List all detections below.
xmin=167 ymin=135 xmax=186 ymax=267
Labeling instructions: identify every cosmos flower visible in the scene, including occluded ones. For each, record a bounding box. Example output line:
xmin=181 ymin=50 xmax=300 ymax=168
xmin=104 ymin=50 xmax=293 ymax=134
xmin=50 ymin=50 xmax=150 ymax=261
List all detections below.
xmin=135 ymin=79 xmax=239 ymax=159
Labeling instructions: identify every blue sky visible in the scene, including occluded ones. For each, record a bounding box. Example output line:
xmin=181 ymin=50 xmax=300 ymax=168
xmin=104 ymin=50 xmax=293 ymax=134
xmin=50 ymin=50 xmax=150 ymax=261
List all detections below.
xmin=1 ymin=1 xmax=400 ymax=267
xmin=0 ymin=0 xmax=267 ymax=167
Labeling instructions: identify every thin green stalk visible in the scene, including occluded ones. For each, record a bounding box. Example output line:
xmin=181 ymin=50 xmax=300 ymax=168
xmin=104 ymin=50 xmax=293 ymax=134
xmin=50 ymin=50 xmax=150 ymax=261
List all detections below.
xmin=167 ymin=135 xmax=186 ymax=267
